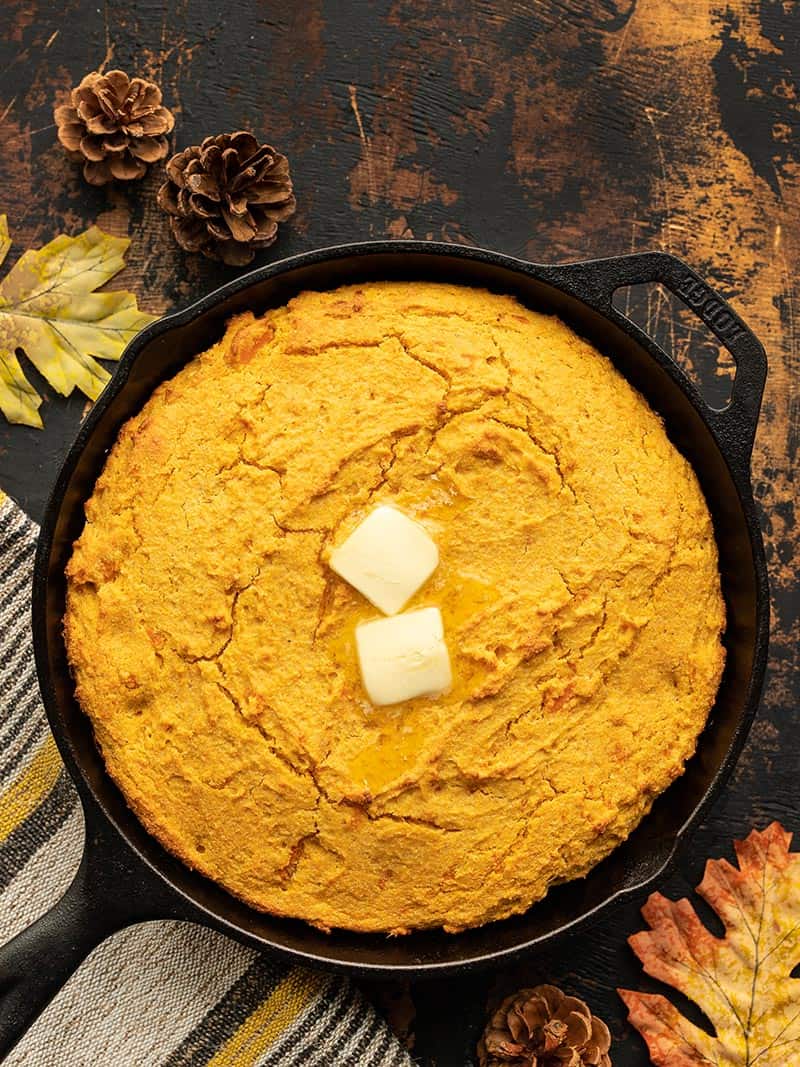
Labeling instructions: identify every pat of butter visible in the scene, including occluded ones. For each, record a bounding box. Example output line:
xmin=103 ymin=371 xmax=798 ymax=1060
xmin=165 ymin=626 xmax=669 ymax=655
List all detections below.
xmin=329 ymin=505 xmax=438 ymax=615
xmin=355 ymin=607 xmax=452 ymax=706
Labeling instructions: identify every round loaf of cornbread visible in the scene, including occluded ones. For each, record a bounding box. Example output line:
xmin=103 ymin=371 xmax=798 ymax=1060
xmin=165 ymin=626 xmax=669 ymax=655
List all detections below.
xmin=65 ymin=282 xmax=725 ymax=933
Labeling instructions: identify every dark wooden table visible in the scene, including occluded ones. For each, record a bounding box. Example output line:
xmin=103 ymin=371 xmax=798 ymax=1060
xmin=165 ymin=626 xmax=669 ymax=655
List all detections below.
xmin=2 ymin=2 xmax=797 ymax=1063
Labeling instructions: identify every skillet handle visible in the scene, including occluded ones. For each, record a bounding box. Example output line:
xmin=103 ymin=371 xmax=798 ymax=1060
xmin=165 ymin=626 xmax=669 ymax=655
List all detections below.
xmin=0 ymin=808 xmax=178 ymax=1060
xmin=550 ymin=251 xmax=768 ymax=469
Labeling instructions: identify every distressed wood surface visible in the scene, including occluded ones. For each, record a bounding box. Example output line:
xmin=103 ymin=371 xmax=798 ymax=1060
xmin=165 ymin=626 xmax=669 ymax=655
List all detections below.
xmin=1 ymin=1 xmax=797 ymax=1064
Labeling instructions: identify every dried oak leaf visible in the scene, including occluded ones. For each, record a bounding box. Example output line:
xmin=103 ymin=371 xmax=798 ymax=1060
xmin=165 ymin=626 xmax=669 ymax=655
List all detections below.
xmin=0 ymin=216 xmax=155 ymax=428
xmin=619 ymin=822 xmax=800 ymax=1066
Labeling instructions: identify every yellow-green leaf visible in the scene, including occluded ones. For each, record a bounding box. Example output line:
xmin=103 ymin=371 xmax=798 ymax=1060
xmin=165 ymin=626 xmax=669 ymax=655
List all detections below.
xmin=0 ymin=349 xmax=43 ymax=428
xmin=0 ymin=217 xmax=156 ymax=428
xmin=619 ymin=822 xmax=800 ymax=1066
xmin=0 ymin=216 xmax=10 ymax=270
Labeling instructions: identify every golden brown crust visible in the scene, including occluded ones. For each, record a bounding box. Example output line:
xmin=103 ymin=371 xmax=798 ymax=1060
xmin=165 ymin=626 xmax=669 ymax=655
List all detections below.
xmin=64 ymin=282 xmax=725 ymax=933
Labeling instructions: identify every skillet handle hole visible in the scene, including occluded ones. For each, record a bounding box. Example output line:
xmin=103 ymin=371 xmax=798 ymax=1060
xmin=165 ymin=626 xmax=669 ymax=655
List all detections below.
xmin=612 ymin=282 xmax=735 ymax=410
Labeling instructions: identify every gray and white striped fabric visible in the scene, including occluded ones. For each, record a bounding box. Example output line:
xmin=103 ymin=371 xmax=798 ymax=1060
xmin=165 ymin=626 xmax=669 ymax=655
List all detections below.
xmin=0 ymin=492 xmax=413 ymax=1067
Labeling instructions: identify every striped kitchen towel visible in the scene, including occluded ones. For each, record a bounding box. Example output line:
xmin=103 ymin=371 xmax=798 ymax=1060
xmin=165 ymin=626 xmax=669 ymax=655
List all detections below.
xmin=0 ymin=492 xmax=413 ymax=1067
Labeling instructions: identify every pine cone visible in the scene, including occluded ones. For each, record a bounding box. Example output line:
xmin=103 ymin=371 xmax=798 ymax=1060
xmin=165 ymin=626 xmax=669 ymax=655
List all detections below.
xmin=477 ymin=985 xmax=612 ymax=1067
xmin=157 ymin=132 xmax=296 ymax=266
xmin=54 ymin=70 xmax=174 ymax=185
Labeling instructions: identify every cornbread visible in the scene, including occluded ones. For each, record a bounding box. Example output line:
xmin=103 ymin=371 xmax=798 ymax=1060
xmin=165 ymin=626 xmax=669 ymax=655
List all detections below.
xmin=65 ymin=282 xmax=725 ymax=933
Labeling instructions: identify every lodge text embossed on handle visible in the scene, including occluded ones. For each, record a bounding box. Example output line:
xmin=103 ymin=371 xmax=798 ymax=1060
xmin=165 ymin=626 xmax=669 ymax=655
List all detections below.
xmin=676 ymin=274 xmax=747 ymax=344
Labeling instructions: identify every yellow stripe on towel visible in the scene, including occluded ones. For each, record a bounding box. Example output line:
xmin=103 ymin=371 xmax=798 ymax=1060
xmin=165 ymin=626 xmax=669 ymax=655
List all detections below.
xmin=0 ymin=736 xmax=62 ymax=843
xmin=207 ymin=969 xmax=325 ymax=1067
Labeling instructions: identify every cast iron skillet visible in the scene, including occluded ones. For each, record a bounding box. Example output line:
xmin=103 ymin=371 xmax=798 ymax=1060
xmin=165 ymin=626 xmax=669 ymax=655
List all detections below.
xmin=0 ymin=242 xmax=768 ymax=1058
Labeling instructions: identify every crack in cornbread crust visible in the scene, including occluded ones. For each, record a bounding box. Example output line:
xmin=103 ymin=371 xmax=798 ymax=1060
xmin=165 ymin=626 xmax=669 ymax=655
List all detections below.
xmin=64 ymin=282 xmax=725 ymax=934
